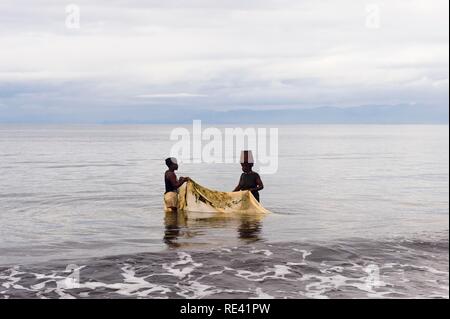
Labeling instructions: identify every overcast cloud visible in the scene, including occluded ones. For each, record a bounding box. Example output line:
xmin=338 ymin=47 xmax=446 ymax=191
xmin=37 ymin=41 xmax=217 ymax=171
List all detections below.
xmin=0 ymin=0 xmax=448 ymax=122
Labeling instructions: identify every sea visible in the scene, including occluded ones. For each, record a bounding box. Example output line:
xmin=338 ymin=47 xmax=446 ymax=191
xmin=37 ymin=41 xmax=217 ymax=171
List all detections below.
xmin=0 ymin=124 xmax=448 ymax=299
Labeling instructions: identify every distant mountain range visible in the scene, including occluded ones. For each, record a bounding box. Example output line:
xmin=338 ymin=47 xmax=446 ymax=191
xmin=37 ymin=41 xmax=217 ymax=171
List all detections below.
xmin=102 ymin=104 xmax=449 ymax=124
xmin=1 ymin=104 xmax=448 ymax=124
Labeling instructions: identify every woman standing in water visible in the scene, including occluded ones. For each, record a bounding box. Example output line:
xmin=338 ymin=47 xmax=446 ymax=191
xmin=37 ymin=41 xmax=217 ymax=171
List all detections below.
xmin=164 ymin=157 xmax=189 ymax=212
xmin=233 ymin=150 xmax=264 ymax=202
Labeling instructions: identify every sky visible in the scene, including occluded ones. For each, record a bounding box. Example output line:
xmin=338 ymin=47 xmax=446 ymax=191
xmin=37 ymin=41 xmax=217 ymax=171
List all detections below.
xmin=0 ymin=0 xmax=448 ymax=123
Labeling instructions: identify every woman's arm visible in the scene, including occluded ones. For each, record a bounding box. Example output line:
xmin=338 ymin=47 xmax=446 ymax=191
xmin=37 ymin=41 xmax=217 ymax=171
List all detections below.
xmin=250 ymin=174 xmax=264 ymax=192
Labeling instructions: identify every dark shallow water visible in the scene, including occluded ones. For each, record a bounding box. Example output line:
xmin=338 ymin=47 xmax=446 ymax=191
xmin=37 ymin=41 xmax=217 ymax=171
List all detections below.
xmin=1 ymin=233 xmax=448 ymax=299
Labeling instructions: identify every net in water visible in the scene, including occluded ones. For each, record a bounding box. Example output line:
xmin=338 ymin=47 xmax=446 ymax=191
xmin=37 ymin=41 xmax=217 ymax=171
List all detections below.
xmin=166 ymin=179 xmax=271 ymax=218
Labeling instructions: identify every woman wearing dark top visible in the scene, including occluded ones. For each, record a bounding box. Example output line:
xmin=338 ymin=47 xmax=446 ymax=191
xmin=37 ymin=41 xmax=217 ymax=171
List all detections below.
xmin=233 ymin=151 xmax=264 ymax=202
xmin=164 ymin=157 xmax=188 ymax=212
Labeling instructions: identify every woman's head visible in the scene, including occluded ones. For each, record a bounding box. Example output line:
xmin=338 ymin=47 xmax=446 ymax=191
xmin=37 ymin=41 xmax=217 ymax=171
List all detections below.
xmin=241 ymin=162 xmax=253 ymax=173
xmin=165 ymin=157 xmax=178 ymax=170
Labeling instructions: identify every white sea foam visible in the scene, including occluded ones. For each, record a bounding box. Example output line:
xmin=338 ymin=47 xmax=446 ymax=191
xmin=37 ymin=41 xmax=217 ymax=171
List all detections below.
xmin=1 ymin=264 xmax=172 ymax=299
xmin=162 ymin=252 xmax=203 ymax=279
xmin=250 ymin=249 xmax=273 ymax=257
xmin=235 ymin=264 xmax=293 ymax=282
xmin=293 ymin=249 xmax=312 ymax=260
xmin=252 ymin=287 xmax=275 ymax=299
xmin=0 ymin=236 xmax=448 ymax=299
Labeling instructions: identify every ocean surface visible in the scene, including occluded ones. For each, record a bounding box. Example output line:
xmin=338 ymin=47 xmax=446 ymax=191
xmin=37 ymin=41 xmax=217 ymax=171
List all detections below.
xmin=0 ymin=125 xmax=448 ymax=299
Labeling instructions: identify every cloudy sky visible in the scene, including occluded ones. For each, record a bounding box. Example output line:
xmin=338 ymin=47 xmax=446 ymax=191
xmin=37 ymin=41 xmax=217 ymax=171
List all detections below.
xmin=0 ymin=0 xmax=448 ymax=122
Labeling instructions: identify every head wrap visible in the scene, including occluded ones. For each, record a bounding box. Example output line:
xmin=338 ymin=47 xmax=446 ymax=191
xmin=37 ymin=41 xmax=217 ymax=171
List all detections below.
xmin=165 ymin=157 xmax=178 ymax=166
xmin=240 ymin=150 xmax=254 ymax=164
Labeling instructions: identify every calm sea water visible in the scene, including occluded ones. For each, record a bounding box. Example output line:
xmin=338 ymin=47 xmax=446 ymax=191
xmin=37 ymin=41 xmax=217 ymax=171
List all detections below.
xmin=0 ymin=125 xmax=448 ymax=298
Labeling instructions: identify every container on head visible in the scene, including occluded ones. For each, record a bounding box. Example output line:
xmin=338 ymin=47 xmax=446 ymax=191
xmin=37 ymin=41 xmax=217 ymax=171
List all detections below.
xmin=240 ymin=150 xmax=254 ymax=164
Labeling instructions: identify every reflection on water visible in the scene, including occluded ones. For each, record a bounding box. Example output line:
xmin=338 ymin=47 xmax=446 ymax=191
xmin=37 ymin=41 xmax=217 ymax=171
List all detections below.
xmin=163 ymin=212 xmax=186 ymax=248
xmin=163 ymin=211 xmax=263 ymax=248
xmin=238 ymin=218 xmax=262 ymax=243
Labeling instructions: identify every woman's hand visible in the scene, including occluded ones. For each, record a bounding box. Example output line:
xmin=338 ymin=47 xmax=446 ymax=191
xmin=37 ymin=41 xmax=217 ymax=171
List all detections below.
xmin=180 ymin=176 xmax=190 ymax=183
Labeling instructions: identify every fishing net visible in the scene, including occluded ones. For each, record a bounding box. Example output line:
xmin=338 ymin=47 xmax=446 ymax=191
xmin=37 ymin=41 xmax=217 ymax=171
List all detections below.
xmin=166 ymin=179 xmax=271 ymax=218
